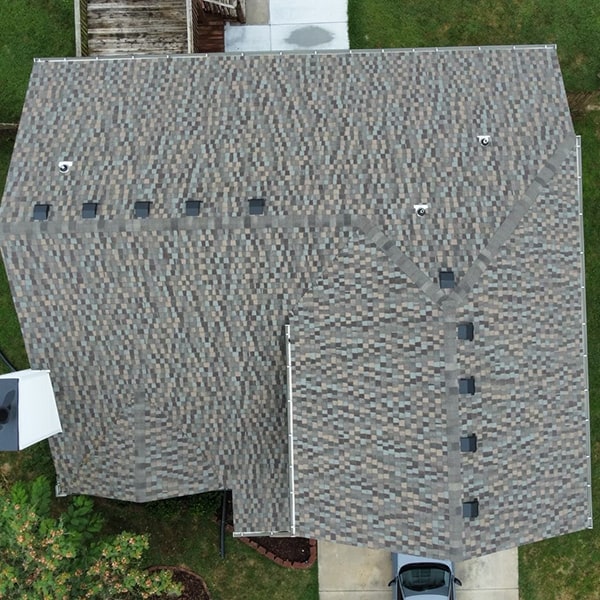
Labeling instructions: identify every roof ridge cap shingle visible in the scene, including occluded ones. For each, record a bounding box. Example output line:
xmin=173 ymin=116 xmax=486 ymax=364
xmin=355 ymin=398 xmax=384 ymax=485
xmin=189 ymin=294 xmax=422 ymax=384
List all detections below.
xmin=454 ymin=134 xmax=576 ymax=299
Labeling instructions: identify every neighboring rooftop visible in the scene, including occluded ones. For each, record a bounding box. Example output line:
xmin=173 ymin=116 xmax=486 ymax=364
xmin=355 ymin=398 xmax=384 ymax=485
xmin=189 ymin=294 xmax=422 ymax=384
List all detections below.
xmin=0 ymin=46 xmax=591 ymax=560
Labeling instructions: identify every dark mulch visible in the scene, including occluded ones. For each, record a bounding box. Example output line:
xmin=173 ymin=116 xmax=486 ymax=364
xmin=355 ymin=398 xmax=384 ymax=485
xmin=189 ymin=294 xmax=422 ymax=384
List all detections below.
xmin=149 ymin=566 xmax=210 ymax=600
xmin=218 ymin=491 xmax=312 ymax=564
xmin=249 ymin=535 xmax=312 ymax=564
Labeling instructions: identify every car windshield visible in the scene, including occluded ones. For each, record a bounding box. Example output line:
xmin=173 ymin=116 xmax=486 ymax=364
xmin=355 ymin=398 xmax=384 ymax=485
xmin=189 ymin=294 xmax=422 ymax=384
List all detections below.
xmin=399 ymin=563 xmax=450 ymax=597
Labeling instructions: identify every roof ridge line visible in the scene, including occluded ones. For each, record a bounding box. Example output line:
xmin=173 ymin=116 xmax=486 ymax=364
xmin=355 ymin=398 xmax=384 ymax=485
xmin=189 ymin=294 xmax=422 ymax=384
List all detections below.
xmin=453 ymin=135 xmax=576 ymax=301
xmin=355 ymin=217 xmax=446 ymax=306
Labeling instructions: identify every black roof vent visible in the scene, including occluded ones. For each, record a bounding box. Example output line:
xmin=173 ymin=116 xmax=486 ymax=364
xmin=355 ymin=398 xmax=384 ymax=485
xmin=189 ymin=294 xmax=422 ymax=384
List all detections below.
xmin=248 ymin=198 xmax=266 ymax=215
xmin=439 ymin=270 xmax=455 ymax=289
xmin=33 ymin=204 xmax=50 ymax=221
xmin=460 ymin=434 xmax=477 ymax=452
xmin=134 ymin=201 xmax=151 ymax=219
xmin=458 ymin=377 xmax=476 ymax=395
xmin=82 ymin=202 xmax=98 ymax=219
xmin=457 ymin=322 xmax=474 ymax=341
xmin=185 ymin=200 xmax=202 ymax=216
xmin=463 ymin=499 xmax=479 ymax=518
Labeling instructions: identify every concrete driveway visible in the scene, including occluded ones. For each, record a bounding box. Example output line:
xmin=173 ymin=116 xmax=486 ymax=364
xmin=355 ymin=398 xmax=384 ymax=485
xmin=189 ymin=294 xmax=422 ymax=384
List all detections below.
xmin=318 ymin=541 xmax=519 ymax=600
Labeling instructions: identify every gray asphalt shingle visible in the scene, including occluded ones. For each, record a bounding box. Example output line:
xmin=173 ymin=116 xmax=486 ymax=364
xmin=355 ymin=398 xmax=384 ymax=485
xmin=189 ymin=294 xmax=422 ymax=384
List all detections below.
xmin=0 ymin=45 xmax=590 ymax=559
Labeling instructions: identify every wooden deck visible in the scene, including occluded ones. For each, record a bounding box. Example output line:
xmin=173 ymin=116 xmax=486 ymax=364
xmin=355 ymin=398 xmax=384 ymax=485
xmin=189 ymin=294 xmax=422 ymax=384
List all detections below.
xmin=87 ymin=0 xmax=189 ymax=56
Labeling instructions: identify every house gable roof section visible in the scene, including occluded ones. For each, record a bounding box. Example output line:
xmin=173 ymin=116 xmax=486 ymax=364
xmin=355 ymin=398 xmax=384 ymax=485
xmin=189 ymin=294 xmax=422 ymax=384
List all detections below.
xmin=0 ymin=46 xmax=590 ymax=560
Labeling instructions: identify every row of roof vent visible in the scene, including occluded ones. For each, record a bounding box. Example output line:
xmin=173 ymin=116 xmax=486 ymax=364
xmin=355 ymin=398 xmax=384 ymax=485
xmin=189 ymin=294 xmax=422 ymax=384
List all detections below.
xmin=32 ymin=199 xmax=268 ymax=221
xmin=457 ymin=304 xmax=478 ymax=517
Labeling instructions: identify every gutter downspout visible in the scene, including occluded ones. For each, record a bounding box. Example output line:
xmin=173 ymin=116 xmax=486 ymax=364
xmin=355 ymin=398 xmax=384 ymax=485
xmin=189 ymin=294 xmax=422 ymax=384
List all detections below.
xmin=285 ymin=323 xmax=296 ymax=536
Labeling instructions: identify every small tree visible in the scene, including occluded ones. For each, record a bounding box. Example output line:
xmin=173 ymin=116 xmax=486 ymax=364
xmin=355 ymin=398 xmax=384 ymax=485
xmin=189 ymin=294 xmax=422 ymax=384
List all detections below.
xmin=0 ymin=476 xmax=181 ymax=599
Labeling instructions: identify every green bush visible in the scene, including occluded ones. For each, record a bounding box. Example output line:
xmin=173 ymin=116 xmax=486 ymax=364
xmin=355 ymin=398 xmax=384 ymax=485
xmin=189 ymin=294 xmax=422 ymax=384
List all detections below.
xmin=0 ymin=476 xmax=182 ymax=599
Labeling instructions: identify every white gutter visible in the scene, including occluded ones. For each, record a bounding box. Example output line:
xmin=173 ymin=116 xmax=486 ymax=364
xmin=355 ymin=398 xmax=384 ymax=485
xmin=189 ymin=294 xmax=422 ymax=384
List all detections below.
xmin=576 ymin=135 xmax=593 ymax=529
xmin=285 ymin=323 xmax=296 ymax=536
xmin=233 ymin=529 xmax=292 ymax=538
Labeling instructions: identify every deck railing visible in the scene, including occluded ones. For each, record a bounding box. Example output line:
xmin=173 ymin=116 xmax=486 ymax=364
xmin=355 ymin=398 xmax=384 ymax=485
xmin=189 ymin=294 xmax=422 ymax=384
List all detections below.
xmin=74 ymin=0 xmax=89 ymax=57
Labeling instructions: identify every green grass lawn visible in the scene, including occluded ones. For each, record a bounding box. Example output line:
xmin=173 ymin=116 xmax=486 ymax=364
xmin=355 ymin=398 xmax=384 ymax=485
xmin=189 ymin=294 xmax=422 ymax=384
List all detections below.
xmin=0 ymin=135 xmax=28 ymax=375
xmin=94 ymin=496 xmax=318 ymax=600
xmin=519 ymin=110 xmax=600 ymax=600
xmin=349 ymin=0 xmax=600 ymax=91
xmin=0 ymin=0 xmax=75 ymax=122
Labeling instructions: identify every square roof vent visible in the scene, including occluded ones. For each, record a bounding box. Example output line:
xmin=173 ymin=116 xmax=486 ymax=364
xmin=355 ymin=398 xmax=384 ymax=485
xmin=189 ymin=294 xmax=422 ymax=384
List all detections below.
xmin=33 ymin=204 xmax=50 ymax=221
xmin=134 ymin=201 xmax=151 ymax=219
xmin=463 ymin=499 xmax=479 ymax=518
xmin=459 ymin=377 xmax=476 ymax=395
xmin=185 ymin=200 xmax=202 ymax=216
xmin=457 ymin=322 xmax=474 ymax=341
xmin=439 ymin=270 xmax=455 ymax=289
xmin=248 ymin=198 xmax=266 ymax=215
xmin=460 ymin=434 xmax=477 ymax=452
xmin=82 ymin=202 xmax=98 ymax=219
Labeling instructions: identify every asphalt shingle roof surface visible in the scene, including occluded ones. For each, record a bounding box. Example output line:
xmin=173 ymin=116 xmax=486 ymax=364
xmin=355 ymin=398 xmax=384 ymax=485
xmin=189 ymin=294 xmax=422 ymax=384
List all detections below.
xmin=0 ymin=46 xmax=591 ymax=559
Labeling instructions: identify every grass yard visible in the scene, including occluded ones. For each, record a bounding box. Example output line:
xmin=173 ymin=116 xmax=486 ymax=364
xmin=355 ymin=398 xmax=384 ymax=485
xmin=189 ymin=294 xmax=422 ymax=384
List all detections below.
xmin=0 ymin=136 xmax=28 ymax=375
xmin=95 ymin=496 xmax=318 ymax=600
xmin=519 ymin=110 xmax=600 ymax=600
xmin=0 ymin=0 xmax=74 ymax=122
xmin=349 ymin=0 xmax=600 ymax=91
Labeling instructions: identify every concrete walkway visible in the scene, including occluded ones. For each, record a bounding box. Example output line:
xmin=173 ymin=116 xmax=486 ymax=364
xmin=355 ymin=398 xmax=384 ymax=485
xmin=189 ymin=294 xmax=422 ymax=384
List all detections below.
xmin=225 ymin=0 xmax=349 ymax=52
xmin=318 ymin=541 xmax=519 ymax=600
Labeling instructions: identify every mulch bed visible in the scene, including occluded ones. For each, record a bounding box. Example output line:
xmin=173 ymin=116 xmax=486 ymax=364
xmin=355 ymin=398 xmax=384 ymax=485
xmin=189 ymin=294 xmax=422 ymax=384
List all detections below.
xmin=148 ymin=566 xmax=211 ymax=600
xmin=217 ymin=491 xmax=317 ymax=569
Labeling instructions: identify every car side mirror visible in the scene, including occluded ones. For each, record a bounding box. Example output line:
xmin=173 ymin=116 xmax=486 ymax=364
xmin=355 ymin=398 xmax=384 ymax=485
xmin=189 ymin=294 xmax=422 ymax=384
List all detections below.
xmin=388 ymin=576 xmax=397 ymax=587
xmin=454 ymin=577 xmax=462 ymax=587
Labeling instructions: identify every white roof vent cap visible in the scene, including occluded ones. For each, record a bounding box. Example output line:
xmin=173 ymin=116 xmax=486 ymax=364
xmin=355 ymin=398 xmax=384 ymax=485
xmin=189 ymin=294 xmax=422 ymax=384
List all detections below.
xmin=58 ymin=161 xmax=73 ymax=173
xmin=477 ymin=135 xmax=491 ymax=147
xmin=414 ymin=204 xmax=428 ymax=216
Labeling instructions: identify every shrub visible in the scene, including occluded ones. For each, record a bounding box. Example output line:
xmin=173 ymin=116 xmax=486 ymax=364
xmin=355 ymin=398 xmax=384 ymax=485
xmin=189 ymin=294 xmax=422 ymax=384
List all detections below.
xmin=0 ymin=476 xmax=182 ymax=599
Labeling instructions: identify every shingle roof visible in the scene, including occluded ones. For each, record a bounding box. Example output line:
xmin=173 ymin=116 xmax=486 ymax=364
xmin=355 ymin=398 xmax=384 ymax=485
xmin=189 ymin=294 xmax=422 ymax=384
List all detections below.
xmin=0 ymin=46 xmax=591 ymax=559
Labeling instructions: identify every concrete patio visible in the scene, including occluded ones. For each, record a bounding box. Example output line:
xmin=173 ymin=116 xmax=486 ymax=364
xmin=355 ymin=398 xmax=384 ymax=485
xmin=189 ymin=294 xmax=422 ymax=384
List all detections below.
xmin=225 ymin=0 xmax=348 ymax=52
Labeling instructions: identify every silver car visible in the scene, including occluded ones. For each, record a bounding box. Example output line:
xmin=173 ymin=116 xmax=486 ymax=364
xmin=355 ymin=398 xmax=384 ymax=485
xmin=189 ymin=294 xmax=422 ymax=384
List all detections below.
xmin=389 ymin=553 xmax=462 ymax=599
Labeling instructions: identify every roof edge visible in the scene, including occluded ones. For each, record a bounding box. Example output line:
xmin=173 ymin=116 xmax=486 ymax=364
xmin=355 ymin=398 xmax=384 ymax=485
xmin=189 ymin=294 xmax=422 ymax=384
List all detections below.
xmin=577 ymin=134 xmax=594 ymax=530
xmin=32 ymin=44 xmax=558 ymax=64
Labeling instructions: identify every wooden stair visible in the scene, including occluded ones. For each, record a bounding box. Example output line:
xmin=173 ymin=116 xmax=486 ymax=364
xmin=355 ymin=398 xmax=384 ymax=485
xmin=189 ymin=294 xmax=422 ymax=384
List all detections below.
xmin=194 ymin=14 xmax=225 ymax=53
